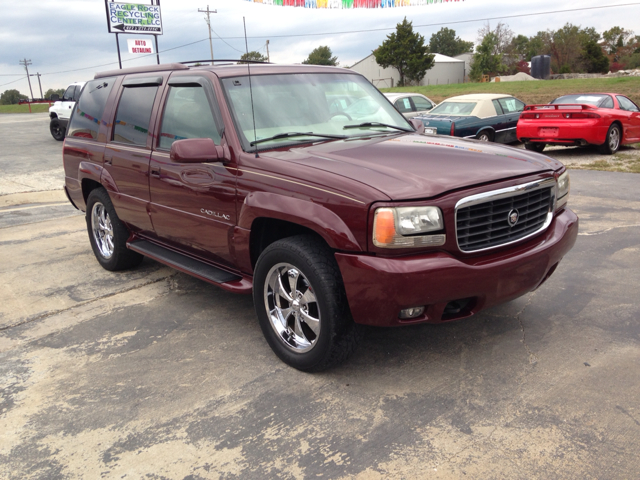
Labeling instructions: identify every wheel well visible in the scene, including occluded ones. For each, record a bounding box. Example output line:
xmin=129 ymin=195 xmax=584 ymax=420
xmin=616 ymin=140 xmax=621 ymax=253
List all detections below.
xmin=477 ymin=129 xmax=494 ymax=141
xmin=611 ymin=120 xmax=623 ymax=137
xmin=50 ymin=113 xmax=58 ymax=119
xmin=81 ymin=179 xmax=102 ymax=203
xmin=249 ymin=217 xmax=326 ymax=268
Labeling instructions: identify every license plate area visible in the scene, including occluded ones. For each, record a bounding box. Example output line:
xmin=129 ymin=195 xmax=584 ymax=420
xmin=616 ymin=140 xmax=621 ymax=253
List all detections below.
xmin=424 ymin=128 xmax=436 ymax=135
xmin=539 ymin=127 xmax=559 ymax=137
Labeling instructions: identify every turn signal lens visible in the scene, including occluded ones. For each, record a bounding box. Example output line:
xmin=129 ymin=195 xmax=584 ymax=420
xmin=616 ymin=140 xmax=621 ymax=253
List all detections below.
xmin=373 ymin=208 xmax=396 ymax=245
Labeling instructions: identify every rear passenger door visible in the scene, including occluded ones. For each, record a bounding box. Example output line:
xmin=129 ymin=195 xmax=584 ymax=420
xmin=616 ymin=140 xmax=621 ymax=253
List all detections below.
xmin=103 ymin=75 xmax=164 ymax=233
xmin=148 ymin=75 xmax=238 ymax=266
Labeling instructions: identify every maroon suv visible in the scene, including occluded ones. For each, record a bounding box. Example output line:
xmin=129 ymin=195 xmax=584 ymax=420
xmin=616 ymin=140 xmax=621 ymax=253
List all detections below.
xmin=62 ymin=62 xmax=578 ymax=371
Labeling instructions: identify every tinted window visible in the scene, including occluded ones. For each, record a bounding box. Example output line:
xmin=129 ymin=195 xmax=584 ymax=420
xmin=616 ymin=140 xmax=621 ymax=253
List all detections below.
xmin=67 ymin=78 xmax=115 ymax=140
xmin=62 ymin=85 xmax=75 ymax=102
xmin=411 ymin=96 xmax=432 ymax=111
xmin=72 ymin=85 xmax=82 ymax=102
xmin=617 ymin=96 xmax=639 ymax=112
xmin=394 ymin=97 xmax=413 ymax=113
xmin=159 ymin=86 xmax=221 ymax=149
xmin=492 ymin=99 xmax=503 ymax=115
xmin=498 ymin=97 xmax=524 ymax=114
xmin=113 ymin=86 xmax=158 ymax=146
xmin=430 ymin=102 xmax=477 ymax=116
xmin=601 ymin=96 xmax=614 ymax=109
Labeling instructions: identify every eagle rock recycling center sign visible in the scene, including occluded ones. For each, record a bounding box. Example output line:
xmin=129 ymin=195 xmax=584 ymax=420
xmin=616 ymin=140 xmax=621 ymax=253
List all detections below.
xmin=107 ymin=3 xmax=163 ymax=34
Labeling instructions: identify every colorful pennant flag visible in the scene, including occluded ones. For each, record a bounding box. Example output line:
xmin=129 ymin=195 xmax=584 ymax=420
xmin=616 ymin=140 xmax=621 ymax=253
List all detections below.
xmin=246 ymin=0 xmax=462 ymax=7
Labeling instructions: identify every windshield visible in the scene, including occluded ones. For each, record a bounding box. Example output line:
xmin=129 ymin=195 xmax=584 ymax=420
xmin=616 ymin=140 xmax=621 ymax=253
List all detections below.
xmin=551 ymin=94 xmax=610 ymax=107
xmin=220 ymin=72 xmax=412 ymax=151
xmin=429 ymin=101 xmax=477 ymax=116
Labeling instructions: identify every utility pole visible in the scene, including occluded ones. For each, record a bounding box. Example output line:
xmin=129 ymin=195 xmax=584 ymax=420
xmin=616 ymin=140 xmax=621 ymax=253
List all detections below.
xmin=198 ymin=5 xmax=217 ymax=63
xmin=19 ymin=58 xmax=34 ymax=100
xmin=266 ymin=40 xmax=270 ymax=63
xmin=31 ymin=73 xmax=43 ymax=99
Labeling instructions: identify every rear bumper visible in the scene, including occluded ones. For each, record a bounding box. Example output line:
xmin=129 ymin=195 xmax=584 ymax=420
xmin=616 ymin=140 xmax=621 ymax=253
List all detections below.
xmin=336 ymin=208 xmax=578 ymax=327
xmin=517 ymin=122 xmax=608 ymax=145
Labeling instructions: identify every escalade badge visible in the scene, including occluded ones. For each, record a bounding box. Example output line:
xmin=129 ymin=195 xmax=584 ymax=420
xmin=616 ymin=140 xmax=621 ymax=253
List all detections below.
xmin=508 ymin=209 xmax=519 ymax=227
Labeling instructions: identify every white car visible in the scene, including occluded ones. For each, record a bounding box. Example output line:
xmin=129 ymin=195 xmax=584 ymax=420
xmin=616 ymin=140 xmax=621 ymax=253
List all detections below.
xmin=384 ymin=93 xmax=436 ymax=119
xmin=49 ymin=82 xmax=85 ymax=141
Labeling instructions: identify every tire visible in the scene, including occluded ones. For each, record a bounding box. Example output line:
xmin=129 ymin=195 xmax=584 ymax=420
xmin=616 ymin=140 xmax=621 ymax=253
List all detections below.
xmin=50 ymin=118 xmax=65 ymax=141
xmin=253 ymin=235 xmax=360 ymax=372
xmin=525 ymin=142 xmax=546 ymax=153
xmin=599 ymin=123 xmax=621 ymax=155
xmin=85 ymin=188 xmax=143 ymax=271
xmin=476 ymin=130 xmax=493 ymax=142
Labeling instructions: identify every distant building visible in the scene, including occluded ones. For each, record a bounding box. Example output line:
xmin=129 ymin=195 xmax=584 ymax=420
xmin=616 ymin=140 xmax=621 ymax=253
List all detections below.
xmin=453 ymin=52 xmax=474 ymax=82
xmin=349 ymin=53 xmax=466 ymax=88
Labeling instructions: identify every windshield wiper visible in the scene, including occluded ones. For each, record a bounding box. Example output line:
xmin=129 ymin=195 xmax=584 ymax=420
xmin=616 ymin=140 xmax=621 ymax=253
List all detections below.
xmin=250 ymin=132 xmax=347 ymax=146
xmin=343 ymin=122 xmax=413 ymax=133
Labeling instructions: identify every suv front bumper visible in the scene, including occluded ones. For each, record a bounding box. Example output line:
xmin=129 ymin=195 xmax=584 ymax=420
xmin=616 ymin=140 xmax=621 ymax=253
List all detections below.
xmin=335 ymin=208 xmax=578 ymax=327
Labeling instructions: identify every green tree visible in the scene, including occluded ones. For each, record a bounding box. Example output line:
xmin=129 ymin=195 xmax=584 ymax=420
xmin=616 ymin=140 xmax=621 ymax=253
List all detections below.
xmin=428 ymin=27 xmax=473 ymax=57
xmin=581 ymin=40 xmax=609 ymax=73
xmin=44 ymin=88 xmax=65 ymax=100
xmin=238 ymin=51 xmax=268 ymax=63
xmin=302 ymin=46 xmax=338 ymax=66
xmin=374 ymin=18 xmax=435 ymax=86
xmin=0 ymin=89 xmax=28 ymax=105
xmin=602 ymin=27 xmax=633 ymax=54
xmin=469 ymin=32 xmax=505 ymax=81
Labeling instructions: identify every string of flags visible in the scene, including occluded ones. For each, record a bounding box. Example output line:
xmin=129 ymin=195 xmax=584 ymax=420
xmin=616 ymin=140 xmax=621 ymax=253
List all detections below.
xmin=245 ymin=0 xmax=463 ymax=8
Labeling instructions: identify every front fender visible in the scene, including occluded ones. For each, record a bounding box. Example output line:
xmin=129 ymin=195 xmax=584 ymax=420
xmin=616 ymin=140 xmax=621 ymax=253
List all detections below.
xmin=238 ymin=191 xmax=362 ymax=252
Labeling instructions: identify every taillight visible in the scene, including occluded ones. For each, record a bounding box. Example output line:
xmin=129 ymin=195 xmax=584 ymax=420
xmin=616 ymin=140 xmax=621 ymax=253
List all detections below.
xmin=450 ymin=122 xmax=455 ymax=136
xmin=520 ymin=113 xmax=537 ymax=119
xmin=565 ymin=112 xmax=601 ymax=119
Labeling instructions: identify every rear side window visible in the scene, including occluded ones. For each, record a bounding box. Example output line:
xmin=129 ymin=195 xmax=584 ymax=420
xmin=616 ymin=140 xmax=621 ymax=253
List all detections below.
xmin=394 ymin=98 xmax=413 ymax=113
xmin=411 ymin=96 xmax=432 ymax=111
xmin=601 ymin=96 xmax=614 ymax=109
xmin=498 ymin=97 xmax=524 ymax=113
xmin=159 ymin=86 xmax=221 ymax=149
xmin=113 ymin=86 xmax=158 ymax=146
xmin=67 ymin=78 xmax=115 ymax=140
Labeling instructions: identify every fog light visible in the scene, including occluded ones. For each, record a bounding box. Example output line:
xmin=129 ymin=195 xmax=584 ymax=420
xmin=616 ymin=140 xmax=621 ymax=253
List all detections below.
xmin=399 ymin=306 xmax=425 ymax=319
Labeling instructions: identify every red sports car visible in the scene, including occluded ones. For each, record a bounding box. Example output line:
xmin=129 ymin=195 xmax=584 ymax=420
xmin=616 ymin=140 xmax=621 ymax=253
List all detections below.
xmin=517 ymin=93 xmax=640 ymax=154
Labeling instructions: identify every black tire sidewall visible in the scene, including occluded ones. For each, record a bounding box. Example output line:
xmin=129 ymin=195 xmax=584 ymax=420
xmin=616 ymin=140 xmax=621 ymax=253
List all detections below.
xmin=50 ymin=119 xmax=65 ymax=141
xmin=253 ymin=237 xmax=349 ymax=371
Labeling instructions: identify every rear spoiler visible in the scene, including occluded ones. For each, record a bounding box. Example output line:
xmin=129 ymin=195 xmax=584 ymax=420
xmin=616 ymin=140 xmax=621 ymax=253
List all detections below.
xmin=524 ymin=104 xmax=599 ymax=111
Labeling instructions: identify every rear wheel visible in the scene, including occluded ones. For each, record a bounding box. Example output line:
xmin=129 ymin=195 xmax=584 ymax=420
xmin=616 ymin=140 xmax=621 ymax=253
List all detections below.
xmin=86 ymin=188 xmax=143 ymax=271
xmin=476 ymin=130 xmax=493 ymax=142
xmin=50 ymin=118 xmax=65 ymax=141
xmin=599 ymin=124 xmax=621 ymax=155
xmin=253 ymin=235 xmax=360 ymax=372
xmin=525 ymin=142 xmax=546 ymax=153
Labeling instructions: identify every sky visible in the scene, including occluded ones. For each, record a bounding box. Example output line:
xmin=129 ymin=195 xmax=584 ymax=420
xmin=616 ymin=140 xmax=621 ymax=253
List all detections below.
xmin=1 ymin=0 xmax=639 ymax=97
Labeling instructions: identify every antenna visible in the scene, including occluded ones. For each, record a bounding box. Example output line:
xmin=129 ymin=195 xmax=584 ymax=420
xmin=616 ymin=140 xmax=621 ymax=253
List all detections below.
xmin=243 ymin=17 xmax=259 ymax=158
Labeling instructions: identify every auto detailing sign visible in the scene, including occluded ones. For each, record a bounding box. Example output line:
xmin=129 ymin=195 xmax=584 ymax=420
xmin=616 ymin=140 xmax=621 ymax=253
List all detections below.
xmin=127 ymin=38 xmax=154 ymax=54
xmin=107 ymin=3 xmax=163 ymax=35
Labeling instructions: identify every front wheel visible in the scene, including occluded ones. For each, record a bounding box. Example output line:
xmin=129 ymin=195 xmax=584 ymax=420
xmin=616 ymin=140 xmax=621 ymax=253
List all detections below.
xmin=525 ymin=142 xmax=546 ymax=153
xmin=253 ymin=235 xmax=360 ymax=372
xmin=50 ymin=118 xmax=65 ymax=141
xmin=599 ymin=124 xmax=621 ymax=155
xmin=85 ymin=188 xmax=143 ymax=271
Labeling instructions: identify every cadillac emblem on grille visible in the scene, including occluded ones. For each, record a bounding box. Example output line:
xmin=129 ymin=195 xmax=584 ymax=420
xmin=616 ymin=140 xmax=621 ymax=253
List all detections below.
xmin=508 ymin=209 xmax=519 ymax=227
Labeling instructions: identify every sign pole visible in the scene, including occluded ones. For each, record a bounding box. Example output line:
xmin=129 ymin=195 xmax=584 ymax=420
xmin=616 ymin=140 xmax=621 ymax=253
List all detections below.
xmin=154 ymin=0 xmax=161 ymax=64
xmin=115 ymin=33 xmax=123 ymax=69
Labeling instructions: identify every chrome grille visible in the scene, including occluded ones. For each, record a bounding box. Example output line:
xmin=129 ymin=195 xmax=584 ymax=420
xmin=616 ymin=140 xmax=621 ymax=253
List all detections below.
xmin=456 ymin=181 xmax=555 ymax=252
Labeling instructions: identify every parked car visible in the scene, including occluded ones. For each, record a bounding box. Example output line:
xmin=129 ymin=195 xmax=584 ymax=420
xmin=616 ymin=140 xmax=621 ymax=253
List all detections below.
xmin=415 ymin=93 xmax=526 ymax=143
xmin=384 ymin=93 xmax=436 ymax=118
xmin=517 ymin=93 xmax=640 ymax=154
xmin=62 ymin=63 xmax=578 ymax=371
xmin=49 ymin=81 xmax=85 ymax=141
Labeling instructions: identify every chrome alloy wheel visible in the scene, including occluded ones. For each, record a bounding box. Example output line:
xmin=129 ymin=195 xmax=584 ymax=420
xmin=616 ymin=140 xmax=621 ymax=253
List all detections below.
xmin=91 ymin=202 xmax=114 ymax=259
xmin=264 ymin=263 xmax=321 ymax=353
xmin=609 ymin=126 xmax=620 ymax=151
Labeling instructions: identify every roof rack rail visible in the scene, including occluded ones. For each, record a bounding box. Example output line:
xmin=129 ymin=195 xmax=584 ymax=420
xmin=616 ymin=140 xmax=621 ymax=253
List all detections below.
xmin=180 ymin=59 xmax=272 ymax=65
xmin=95 ymin=63 xmax=189 ymax=79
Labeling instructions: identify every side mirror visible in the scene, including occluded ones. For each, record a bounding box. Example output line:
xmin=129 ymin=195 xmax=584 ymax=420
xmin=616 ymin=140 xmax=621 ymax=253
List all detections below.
xmin=170 ymin=138 xmax=219 ymax=163
xmin=409 ymin=118 xmax=425 ymax=134
xmin=51 ymin=94 xmax=60 ymax=102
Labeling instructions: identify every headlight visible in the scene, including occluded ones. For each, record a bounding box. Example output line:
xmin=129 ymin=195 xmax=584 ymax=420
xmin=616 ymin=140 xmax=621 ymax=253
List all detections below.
xmin=556 ymin=171 xmax=570 ymax=210
xmin=373 ymin=206 xmax=445 ymax=249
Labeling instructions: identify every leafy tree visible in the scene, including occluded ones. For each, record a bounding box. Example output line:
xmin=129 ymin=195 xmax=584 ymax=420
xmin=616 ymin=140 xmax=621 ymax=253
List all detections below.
xmin=302 ymin=46 xmax=338 ymax=66
xmin=428 ymin=28 xmax=473 ymax=57
xmin=0 ymin=89 xmax=28 ymax=105
xmin=546 ymin=23 xmax=585 ymax=73
xmin=44 ymin=88 xmax=65 ymax=100
xmin=374 ymin=18 xmax=435 ymax=86
xmin=602 ymin=27 xmax=634 ymax=54
xmin=526 ymin=32 xmax=549 ymax=61
xmin=581 ymin=39 xmax=609 ymax=73
xmin=239 ymin=51 xmax=268 ymax=63
xmin=477 ymin=22 xmax=514 ymax=55
xmin=469 ymin=32 xmax=505 ymax=81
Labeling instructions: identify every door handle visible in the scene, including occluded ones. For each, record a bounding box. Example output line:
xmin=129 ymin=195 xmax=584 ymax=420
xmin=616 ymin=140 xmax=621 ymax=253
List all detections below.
xmin=104 ymin=152 xmax=113 ymax=165
xmin=150 ymin=167 xmax=161 ymax=178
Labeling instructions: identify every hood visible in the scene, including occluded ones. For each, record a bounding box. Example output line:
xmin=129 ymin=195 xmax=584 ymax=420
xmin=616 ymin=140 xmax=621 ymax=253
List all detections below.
xmin=262 ymin=133 xmax=562 ymax=201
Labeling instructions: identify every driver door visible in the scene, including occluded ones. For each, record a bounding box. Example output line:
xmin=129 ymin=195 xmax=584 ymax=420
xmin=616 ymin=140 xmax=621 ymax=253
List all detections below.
xmin=148 ymin=75 xmax=238 ymax=266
